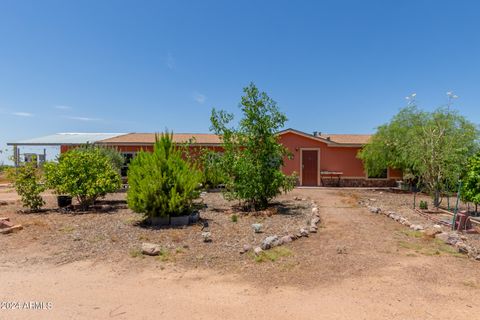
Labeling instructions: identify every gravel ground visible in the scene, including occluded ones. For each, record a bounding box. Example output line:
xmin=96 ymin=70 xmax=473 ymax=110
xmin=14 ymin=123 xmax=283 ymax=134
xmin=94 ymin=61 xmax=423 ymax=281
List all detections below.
xmin=352 ymin=189 xmax=480 ymax=254
xmin=0 ymin=189 xmax=314 ymax=282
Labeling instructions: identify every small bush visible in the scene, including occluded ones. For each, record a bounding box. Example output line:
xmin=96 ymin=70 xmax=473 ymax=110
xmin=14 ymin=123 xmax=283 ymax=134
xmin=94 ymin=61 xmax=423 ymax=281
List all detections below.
xmin=44 ymin=148 xmax=121 ymax=210
xmin=127 ymin=132 xmax=202 ymax=219
xmin=231 ymin=214 xmax=238 ymax=223
xmin=7 ymin=162 xmax=45 ymax=211
xmin=419 ymin=200 xmax=428 ymax=210
xmin=199 ymin=149 xmax=226 ymax=189
xmin=77 ymin=145 xmax=124 ymax=172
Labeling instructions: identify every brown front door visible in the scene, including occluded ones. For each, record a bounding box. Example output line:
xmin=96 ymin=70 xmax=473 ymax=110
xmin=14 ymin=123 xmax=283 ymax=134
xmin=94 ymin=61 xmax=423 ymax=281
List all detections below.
xmin=302 ymin=150 xmax=318 ymax=186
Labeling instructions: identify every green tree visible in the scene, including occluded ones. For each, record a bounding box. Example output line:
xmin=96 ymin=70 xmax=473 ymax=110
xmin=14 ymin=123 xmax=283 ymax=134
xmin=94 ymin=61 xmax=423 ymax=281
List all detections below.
xmin=77 ymin=144 xmax=124 ymax=172
xmin=7 ymin=162 xmax=45 ymax=211
xmin=359 ymin=105 xmax=478 ymax=206
xmin=127 ymin=132 xmax=202 ymax=219
xmin=198 ymin=148 xmax=226 ymax=189
xmin=210 ymin=83 xmax=295 ymax=210
xmin=44 ymin=148 xmax=121 ymax=210
xmin=461 ymin=152 xmax=480 ymax=208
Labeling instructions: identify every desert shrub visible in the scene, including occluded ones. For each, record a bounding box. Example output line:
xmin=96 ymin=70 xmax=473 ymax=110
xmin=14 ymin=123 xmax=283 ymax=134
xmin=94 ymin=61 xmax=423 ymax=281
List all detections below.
xmin=127 ymin=132 xmax=202 ymax=219
xmin=44 ymin=148 xmax=121 ymax=210
xmin=419 ymin=200 xmax=428 ymax=210
xmin=199 ymin=149 xmax=226 ymax=188
xmin=7 ymin=162 xmax=45 ymax=211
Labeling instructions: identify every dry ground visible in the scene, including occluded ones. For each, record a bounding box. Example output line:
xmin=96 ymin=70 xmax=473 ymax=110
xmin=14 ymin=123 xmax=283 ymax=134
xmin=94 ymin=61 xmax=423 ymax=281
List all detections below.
xmin=1 ymin=187 xmax=480 ymax=320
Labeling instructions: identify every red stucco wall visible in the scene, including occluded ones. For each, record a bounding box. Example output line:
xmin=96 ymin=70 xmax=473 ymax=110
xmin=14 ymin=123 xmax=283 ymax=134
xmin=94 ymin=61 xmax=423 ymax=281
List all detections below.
xmin=58 ymin=133 xmax=402 ymax=187
xmin=279 ymin=132 xmax=366 ymax=178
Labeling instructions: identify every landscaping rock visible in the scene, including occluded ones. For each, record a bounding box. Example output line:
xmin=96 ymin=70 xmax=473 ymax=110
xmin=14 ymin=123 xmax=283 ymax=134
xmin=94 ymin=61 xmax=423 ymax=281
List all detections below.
xmin=435 ymin=232 xmax=449 ymax=243
xmin=446 ymin=233 xmax=461 ymax=246
xmin=141 ymin=243 xmax=161 ymax=256
xmin=455 ymin=241 xmax=469 ymax=254
xmin=261 ymin=235 xmax=280 ymax=250
xmin=202 ymin=231 xmax=212 ymax=243
xmin=252 ymin=223 xmax=263 ymax=233
xmin=424 ymin=226 xmax=443 ymax=237
xmin=280 ymin=235 xmax=293 ymax=244
xmin=0 ymin=219 xmax=22 ymax=234
xmin=312 ymin=207 xmax=318 ymax=214
xmin=309 ymin=226 xmax=318 ymax=233
xmin=311 ymin=216 xmax=321 ymax=225
xmin=240 ymin=244 xmax=252 ymax=254
xmin=254 ymin=247 xmax=263 ymax=256
xmin=300 ymin=228 xmax=309 ymax=237
xmin=368 ymin=206 xmax=381 ymax=214
xmin=410 ymin=224 xmax=424 ymax=231
xmin=467 ymin=246 xmax=478 ymax=258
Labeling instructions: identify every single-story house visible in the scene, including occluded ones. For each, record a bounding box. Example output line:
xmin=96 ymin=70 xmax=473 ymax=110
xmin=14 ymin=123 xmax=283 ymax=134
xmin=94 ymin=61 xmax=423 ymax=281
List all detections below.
xmin=8 ymin=129 xmax=401 ymax=187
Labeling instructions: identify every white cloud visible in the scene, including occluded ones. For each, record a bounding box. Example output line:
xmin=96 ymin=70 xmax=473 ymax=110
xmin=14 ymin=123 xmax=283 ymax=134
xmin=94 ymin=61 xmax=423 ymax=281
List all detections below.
xmin=193 ymin=92 xmax=206 ymax=104
xmin=55 ymin=105 xmax=72 ymax=110
xmin=166 ymin=52 xmax=175 ymax=70
xmin=64 ymin=116 xmax=101 ymax=121
xmin=12 ymin=112 xmax=33 ymax=117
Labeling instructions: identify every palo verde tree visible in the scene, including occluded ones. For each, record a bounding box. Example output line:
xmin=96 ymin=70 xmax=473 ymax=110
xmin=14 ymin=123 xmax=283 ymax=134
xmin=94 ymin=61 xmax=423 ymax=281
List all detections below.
xmin=210 ymin=82 xmax=296 ymax=210
xmin=359 ymin=101 xmax=478 ymax=207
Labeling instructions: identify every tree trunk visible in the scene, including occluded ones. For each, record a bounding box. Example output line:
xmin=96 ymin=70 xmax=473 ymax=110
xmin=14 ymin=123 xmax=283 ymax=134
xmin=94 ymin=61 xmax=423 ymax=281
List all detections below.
xmin=433 ymin=189 xmax=441 ymax=208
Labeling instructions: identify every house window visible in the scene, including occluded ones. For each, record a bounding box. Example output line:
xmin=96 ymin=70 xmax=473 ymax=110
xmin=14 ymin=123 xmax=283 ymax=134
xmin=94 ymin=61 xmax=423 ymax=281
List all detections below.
xmin=368 ymin=168 xmax=388 ymax=179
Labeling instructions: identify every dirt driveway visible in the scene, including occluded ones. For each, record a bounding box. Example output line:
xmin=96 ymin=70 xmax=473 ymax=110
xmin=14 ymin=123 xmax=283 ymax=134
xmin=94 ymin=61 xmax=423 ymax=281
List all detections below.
xmin=2 ymin=188 xmax=480 ymax=320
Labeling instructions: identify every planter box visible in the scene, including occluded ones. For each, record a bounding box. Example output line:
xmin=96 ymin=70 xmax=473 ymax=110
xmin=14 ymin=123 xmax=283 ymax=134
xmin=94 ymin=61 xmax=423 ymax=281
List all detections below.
xmin=189 ymin=211 xmax=200 ymax=224
xmin=149 ymin=216 xmax=170 ymax=226
xmin=170 ymin=215 xmax=190 ymax=227
xmin=57 ymin=196 xmax=73 ymax=208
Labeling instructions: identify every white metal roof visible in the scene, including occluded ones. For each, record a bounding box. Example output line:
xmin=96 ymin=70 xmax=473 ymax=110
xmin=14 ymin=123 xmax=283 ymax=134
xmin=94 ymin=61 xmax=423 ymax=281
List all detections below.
xmin=7 ymin=133 xmax=127 ymax=146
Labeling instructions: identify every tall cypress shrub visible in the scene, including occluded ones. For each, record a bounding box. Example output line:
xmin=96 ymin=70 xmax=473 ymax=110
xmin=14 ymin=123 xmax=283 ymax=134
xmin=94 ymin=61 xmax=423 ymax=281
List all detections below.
xmin=127 ymin=132 xmax=202 ymax=218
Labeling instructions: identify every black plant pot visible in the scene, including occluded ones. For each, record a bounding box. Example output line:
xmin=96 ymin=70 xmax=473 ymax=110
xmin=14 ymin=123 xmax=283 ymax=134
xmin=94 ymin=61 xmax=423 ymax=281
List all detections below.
xmin=57 ymin=195 xmax=73 ymax=208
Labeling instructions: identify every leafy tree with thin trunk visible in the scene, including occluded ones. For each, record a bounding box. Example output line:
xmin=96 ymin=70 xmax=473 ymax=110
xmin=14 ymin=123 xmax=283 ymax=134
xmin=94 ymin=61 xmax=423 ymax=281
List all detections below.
xmin=359 ymin=104 xmax=478 ymax=207
xmin=210 ymin=83 xmax=296 ymax=210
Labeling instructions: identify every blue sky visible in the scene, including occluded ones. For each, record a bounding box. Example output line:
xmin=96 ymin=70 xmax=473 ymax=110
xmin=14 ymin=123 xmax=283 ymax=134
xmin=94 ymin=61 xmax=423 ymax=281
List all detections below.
xmin=1 ymin=0 xmax=480 ymax=163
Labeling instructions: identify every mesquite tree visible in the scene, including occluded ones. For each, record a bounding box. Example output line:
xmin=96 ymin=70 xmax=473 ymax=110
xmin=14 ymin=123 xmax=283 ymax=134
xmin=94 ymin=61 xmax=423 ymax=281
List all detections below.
xmin=359 ymin=104 xmax=478 ymax=207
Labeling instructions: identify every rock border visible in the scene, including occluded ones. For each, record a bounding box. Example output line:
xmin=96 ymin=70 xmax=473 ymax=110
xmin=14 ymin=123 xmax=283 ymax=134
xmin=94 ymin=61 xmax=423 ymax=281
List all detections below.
xmin=241 ymin=200 xmax=322 ymax=255
xmin=361 ymin=202 xmax=480 ymax=260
